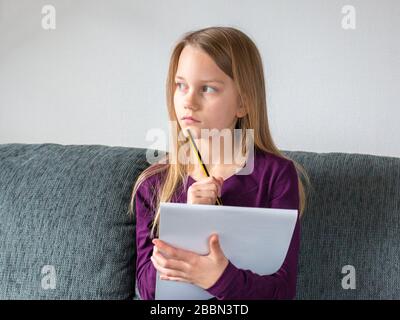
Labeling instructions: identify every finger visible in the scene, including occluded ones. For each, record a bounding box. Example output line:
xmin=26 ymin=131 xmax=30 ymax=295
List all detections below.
xmin=191 ymin=184 xmax=219 ymax=197
xmin=211 ymin=176 xmax=223 ymax=195
xmin=161 ymin=275 xmax=191 ymax=283
xmin=152 ymin=249 xmax=188 ymax=272
xmin=209 ymin=233 xmax=222 ymax=255
xmin=191 ymin=177 xmax=213 ymax=185
xmin=208 ymin=176 xmax=222 ymax=186
xmin=153 ymin=239 xmax=196 ymax=262
xmin=192 ymin=189 xmax=218 ymax=199
xmin=193 ymin=176 xmax=220 ymax=186
xmin=191 ymin=183 xmax=218 ymax=191
xmin=212 ymin=175 xmax=223 ymax=186
xmin=190 ymin=195 xmax=214 ymax=204
xmin=216 ymin=177 xmax=223 ymax=191
xmin=150 ymin=256 xmax=187 ymax=279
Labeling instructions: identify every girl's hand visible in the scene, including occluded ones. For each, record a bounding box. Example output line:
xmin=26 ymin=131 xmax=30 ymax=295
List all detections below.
xmin=150 ymin=234 xmax=229 ymax=290
xmin=187 ymin=176 xmax=223 ymax=205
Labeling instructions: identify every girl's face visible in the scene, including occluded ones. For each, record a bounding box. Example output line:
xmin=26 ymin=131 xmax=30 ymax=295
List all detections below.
xmin=174 ymin=45 xmax=246 ymax=139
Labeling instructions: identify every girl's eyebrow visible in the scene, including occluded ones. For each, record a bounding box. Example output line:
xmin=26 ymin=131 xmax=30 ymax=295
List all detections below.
xmin=175 ymin=75 xmax=224 ymax=84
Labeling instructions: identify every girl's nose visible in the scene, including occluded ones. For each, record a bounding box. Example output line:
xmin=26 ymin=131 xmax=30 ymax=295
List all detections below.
xmin=183 ymin=90 xmax=199 ymax=108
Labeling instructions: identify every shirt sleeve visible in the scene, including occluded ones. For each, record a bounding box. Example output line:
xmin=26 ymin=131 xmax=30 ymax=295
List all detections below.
xmin=135 ymin=178 xmax=157 ymax=300
xmin=205 ymin=161 xmax=301 ymax=300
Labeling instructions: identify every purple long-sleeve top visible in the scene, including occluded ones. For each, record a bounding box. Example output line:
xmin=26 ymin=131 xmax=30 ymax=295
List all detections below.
xmin=135 ymin=148 xmax=301 ymax=300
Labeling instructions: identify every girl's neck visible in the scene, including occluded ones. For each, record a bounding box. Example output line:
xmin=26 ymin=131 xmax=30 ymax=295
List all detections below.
xmin=188 ymin=137 xmax=246 ymax=175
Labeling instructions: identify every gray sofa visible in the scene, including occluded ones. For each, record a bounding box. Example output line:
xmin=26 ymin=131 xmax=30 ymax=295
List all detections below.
xmin=0 ymin=143 xmax=399 ymax=299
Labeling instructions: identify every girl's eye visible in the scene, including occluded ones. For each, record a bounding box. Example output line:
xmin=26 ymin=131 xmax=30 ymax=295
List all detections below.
xmin=175 ymin=82 xmax=217 ymax=93
xmin=202 ymin=85 xmax=217 ymax=93
xmin=176 ymin=82 xmax=185 ymax=90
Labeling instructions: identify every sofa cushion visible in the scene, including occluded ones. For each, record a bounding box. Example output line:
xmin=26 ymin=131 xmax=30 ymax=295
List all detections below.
xmin=0 ymin=143 xmax=151 ymax=299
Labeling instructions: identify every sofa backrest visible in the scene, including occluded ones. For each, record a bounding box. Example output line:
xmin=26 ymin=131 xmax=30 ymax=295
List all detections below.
xmin=1 ymin=144 xmax=399 ymax=299
xmin=288 ymin=150 xmax=400 ymax=299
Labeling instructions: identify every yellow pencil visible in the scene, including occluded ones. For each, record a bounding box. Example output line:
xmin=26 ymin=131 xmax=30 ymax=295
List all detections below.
xmin=186 ymin=129 xmax=223 ymax=206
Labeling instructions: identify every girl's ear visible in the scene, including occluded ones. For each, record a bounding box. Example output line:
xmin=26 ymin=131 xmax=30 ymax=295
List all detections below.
xmin=236 ymin=109 xmax=247 ymax=118
xmin=236 ymin=99 xmax=246 ymax=118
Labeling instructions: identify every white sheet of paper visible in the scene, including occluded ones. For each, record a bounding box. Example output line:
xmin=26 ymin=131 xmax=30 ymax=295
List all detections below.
xmin=155 ymin=202 xmax=298 ymax=300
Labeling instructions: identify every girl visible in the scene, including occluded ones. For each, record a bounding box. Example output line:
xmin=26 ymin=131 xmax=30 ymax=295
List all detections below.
xmin=129 ymin=26 xmax=311 ymax=300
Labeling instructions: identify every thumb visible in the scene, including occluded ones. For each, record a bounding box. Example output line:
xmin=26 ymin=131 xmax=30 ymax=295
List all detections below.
xmin=209 ymin=234 xmax=222 ymax=255
xmin=217 ymin=177 xmax=224 ymax=191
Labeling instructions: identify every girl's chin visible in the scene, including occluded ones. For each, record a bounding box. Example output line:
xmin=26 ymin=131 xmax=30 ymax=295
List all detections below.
xmin=182 ymin=127 xmax=200 ymax=136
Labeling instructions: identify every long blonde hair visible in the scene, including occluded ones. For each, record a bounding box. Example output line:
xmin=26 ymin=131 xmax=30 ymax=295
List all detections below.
xmin=128 ymin=26 xmax=312 ymax=238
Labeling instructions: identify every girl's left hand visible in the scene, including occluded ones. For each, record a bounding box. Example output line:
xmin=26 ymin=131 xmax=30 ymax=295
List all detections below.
xmin=151 ymin=234 xmax=229 ymax=290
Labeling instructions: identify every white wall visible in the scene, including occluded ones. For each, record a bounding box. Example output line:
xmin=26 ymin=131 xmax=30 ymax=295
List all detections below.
xmin=0 ymin=0 xmax=399 ymax=157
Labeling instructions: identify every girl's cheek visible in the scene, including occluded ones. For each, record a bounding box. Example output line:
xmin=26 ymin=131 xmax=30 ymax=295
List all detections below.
xmin=174 ymin=97 xmax=184 ymax=111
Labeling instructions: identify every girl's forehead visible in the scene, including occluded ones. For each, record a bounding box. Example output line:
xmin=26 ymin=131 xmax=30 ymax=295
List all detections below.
xmin=179 ymin=46 xmax=217 ymax=68
xmin=177 ymin=48 xmax=229 ymax=82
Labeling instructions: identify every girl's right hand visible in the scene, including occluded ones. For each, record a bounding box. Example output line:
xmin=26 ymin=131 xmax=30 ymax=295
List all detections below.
xmin=187 ymin=176 xmax=223 ymax=205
